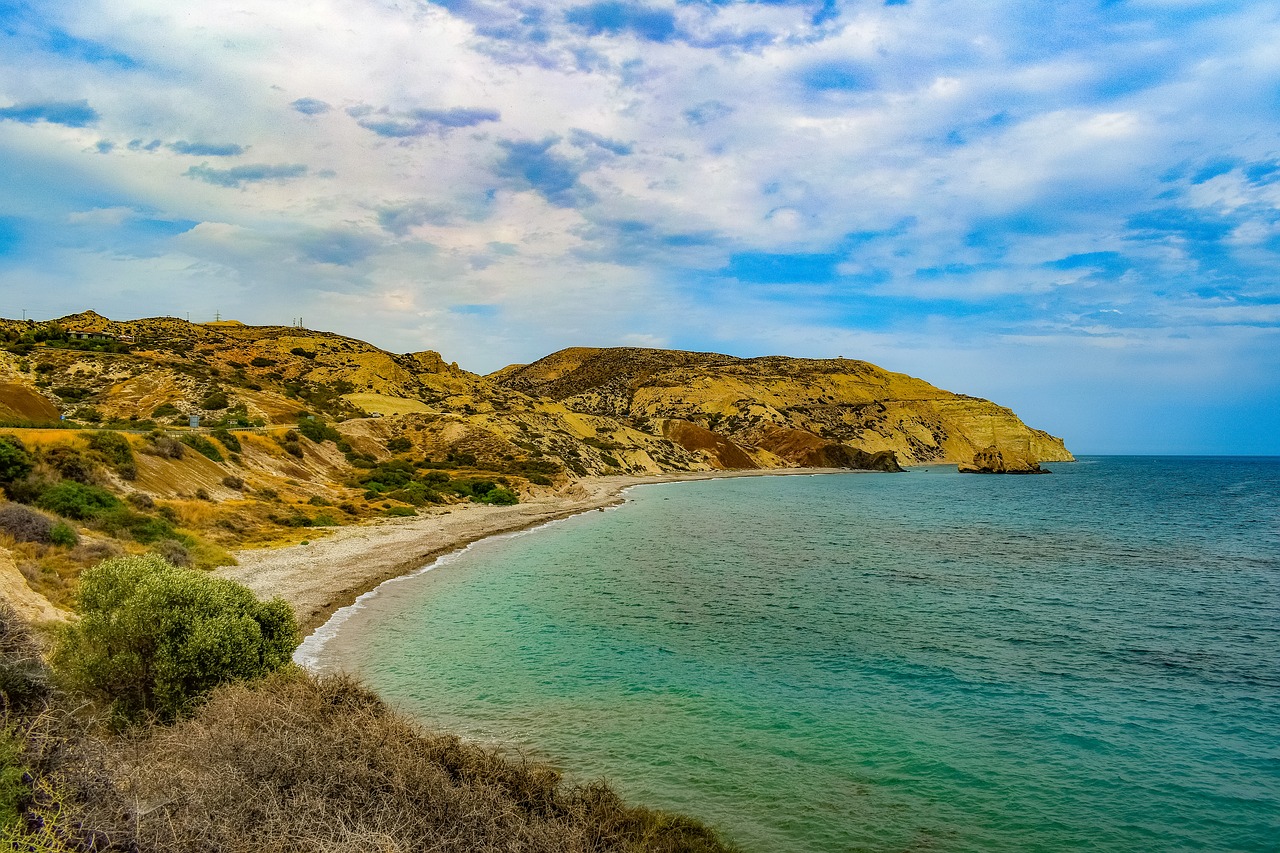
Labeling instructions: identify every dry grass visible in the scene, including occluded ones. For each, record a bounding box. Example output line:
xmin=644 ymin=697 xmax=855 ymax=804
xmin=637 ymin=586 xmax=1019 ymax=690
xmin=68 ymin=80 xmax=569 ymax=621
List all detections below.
xmin=23 ymin=670 xmax=735 ymax=853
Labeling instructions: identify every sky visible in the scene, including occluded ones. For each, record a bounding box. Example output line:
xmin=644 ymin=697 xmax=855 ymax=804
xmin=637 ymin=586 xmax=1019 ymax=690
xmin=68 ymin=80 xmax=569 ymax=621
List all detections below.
xmin=1 ymin=0 xmax=1278 ymax=455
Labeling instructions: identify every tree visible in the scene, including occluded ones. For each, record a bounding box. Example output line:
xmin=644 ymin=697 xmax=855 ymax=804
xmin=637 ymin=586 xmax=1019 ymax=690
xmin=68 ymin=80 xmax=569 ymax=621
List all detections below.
xmin=54 ymin=555 xmax=299 ymax=722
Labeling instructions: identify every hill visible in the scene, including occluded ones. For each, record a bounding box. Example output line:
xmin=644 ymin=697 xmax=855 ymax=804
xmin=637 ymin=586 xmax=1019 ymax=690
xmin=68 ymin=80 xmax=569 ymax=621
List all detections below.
xmin=0 ymin=312 xmax=1070 ymax=620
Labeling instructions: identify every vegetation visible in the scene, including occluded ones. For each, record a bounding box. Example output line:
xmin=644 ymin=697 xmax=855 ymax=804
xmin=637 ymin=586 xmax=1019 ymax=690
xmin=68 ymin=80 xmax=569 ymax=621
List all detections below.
xmin=0 ymin=578 xmax=736 ymax=853
xmin=0 ymin=505 xmax=76 ymax=547
xmin=0 ymin=436 xmax=33 ymax=489
xmin=179 ymin=433 xmax=224 ymax=462
xmin=296 ymin=416 xmax=341 ymax=444
xmin=53 ymin=555 xmax=298 ymax=723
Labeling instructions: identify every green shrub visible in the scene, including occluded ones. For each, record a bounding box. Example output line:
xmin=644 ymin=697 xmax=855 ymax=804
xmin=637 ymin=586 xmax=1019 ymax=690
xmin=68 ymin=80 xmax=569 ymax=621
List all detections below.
xmin=201 ymin=390 xmax=229 ymax=410
xmin=0 ymin=437 xmax=33 ymax=488
xmin=43 ymin=445 xmax=100 ymax=485
xmin=53 ymin=554 xmax=299 ymax=723
xmin=179 ymin=434 xmax=224 ymax=463
xmin=93 ymin=506 xmax=180 ymax=544
xmin=479 ymin=487 xmax=519 ymax=506
xmin=296 ymin=418 xmax=340 ymax=444
xmin=35 ymin=481 xmax=119 ymax=520
xmin=52 ymin=386 xmax=90 ymax=402
xmin=383 ymin=506 xmax=416 ymax=518
xmin=385 ymin=436 xmax=412 ymax=453
xmin=0 ymin=728 xmax=25 ymax=827
xmin=82 ymin=431 xmax=134 ymax=469
xmin=210 ymin=428 xmax=241 ymax=453
xmin=151 ymin=403 xmax=180 ymax=419
xmin=49 ymin=521 xmax=78 ymax=548
xmin=249 ymin=357 xmax=277 ymax=368
xmin=0 ymin=603 xmax=50 ymax=714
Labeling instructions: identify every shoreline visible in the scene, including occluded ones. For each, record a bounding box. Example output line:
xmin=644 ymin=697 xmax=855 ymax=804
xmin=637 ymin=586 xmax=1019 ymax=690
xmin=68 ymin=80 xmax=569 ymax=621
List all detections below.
xmin=217 ymin=467 xmax=852 ymax=635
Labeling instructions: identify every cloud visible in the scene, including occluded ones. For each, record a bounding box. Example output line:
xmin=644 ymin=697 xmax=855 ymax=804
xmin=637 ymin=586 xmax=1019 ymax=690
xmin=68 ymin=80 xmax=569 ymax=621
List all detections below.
xmin=495 ymin=138 xmax=594 ymax=208
xmin=349 ymin=106 xmax=501 ymax=138
xmin=1 ymin=0 xmax=1278 ymax=453
xmin=0 ymin=100 xmax=99 ymax=127
xmin=683 ymin=101 xmax=733 ymax=126
xmin=799 ymin=61 xmax=877 ymax=93
xmin=169 ymin=141 xmax=246 ymax=157
xmin=297 ymin=229 xmax=380 ymax=266
xmin=291 ymin=98 xmax=331 ymax=115
xmin=569 ymin=129 xmax=632 ymax=156
xmin=184 ymin=163 xmax=308 ymax=188
xmin=564 ymin=3 xmax=678 ymax=42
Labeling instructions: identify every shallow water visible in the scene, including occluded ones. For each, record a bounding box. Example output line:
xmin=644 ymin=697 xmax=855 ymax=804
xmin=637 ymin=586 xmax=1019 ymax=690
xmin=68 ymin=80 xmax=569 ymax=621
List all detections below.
xmin=305 ymin=458 xmax=1280 ymax=852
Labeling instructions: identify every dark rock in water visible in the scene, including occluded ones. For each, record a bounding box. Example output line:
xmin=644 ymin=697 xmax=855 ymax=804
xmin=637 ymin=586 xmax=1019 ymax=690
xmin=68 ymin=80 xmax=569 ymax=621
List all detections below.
xmin=958 ymin=445 xmax=1049 ymax=474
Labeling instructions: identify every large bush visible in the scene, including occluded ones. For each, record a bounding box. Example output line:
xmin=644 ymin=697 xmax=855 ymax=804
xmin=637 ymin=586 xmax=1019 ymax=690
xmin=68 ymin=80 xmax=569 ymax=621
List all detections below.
xmin=54 ymin=555 xmax=299 ymax=722
xmin=0 ymin=503 xmax=56 ymax=543
xmin=0 ymin=436 xmax=33 ymax=489
xmin=34 ymin=481 xmax=119 ymax=520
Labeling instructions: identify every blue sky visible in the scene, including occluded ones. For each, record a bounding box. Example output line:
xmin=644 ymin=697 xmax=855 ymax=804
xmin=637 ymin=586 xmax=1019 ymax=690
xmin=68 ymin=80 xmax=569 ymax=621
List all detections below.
xmin=1 ymin=0 xmax=1278 ymax=454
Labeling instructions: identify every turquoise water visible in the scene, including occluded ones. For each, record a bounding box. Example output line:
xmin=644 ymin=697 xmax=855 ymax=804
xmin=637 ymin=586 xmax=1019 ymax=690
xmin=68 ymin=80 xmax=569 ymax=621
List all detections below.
xmin=306 ymin=458 xmax=1280 ymax=852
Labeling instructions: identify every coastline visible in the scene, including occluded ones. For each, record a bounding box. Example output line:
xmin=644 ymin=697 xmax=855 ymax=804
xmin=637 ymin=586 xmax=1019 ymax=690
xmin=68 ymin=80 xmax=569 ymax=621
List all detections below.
xmin=217 ymin=467 xmax=851 ymax=634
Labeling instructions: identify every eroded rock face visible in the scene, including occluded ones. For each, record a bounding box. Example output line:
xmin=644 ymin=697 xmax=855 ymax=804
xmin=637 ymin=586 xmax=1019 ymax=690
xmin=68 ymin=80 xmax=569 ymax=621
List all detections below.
xmin=958 ymin=445 xmax=1048 ymax=474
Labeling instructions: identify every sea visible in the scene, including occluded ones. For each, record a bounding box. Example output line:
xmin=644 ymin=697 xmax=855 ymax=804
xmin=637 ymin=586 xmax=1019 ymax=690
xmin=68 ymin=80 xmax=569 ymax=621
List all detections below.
xmin=298 ymin=457 xmax=1280 ymax=852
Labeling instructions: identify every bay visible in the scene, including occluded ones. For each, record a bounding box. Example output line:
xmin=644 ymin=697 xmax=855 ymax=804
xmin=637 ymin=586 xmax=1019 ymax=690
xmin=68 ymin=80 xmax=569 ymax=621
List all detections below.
xmin=304 ymin=458 xmax=1280 ymax=852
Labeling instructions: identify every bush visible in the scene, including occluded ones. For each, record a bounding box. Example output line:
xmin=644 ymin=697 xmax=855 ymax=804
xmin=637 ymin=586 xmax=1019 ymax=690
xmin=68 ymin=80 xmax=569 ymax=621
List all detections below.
xmin=144 ymin=435 xmax=185 ymax=459
xmin=49 ymin=521 xmax=78 ymax=548
xmin=249 ymin=357 xmax=276 ymax=368
xmin=54 ymin=555 xmax=299 ymax=723
xmin=52 ymin=386 xmax=90 ymax=402
xmin=153 ymin=539 xmax=192 ymax=568
xmin=94 ymin=507 xmax=179 ymax=544
xmin=385 ymin=436 xmax=412 ymax=453
xmin=0 ymin=437 xmax=33 ymax=488
xmin=31 ymin=671 xmax=737 ymax=852
xmin=201 ymin=390 xmax=229 ymax=410
xmin=43 ymin=445 xmax=101 ymax=486
xmin=0 ymin=503 xmax=53 ymax=543
xmin=151 ymin=403 xmax=180 ymax=419
xmin=296 ymin=418 xmax=340 ymax=445
xmin=221 ymin=475 xmax=244 ymax=491
xmin=179 ymin=434 xmax=224 ymax=463
xmin=35 ymin=482 xmax=119 ymax=521
xmin=82 ymin=431 xmax=134 ymax=469
xmin=479 ymin=487 xmax=519 ymax=506
xmin=0 ymin=603 xmax=50 ymax=714
xmin=383 ymin=506 xmax=416 ymax=518
xmin=210 ymin=428 xmax=241 ymax=454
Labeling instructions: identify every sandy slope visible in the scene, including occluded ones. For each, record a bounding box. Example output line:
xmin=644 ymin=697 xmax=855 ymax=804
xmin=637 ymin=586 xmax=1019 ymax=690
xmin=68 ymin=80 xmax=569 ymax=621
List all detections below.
xmin=217 ymin=469 xmax=846 ymax=633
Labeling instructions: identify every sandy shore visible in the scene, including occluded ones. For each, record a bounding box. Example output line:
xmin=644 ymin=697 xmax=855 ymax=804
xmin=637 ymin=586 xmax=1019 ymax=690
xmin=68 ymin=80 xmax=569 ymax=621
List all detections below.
xmin=217 ymin=468 xmax=848 ymax=633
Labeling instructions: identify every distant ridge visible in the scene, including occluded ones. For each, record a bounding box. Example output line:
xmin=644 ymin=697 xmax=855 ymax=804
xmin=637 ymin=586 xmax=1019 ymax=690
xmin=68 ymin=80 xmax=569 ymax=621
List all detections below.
xmin=0 ymin=312 xmax=1071 ymax=478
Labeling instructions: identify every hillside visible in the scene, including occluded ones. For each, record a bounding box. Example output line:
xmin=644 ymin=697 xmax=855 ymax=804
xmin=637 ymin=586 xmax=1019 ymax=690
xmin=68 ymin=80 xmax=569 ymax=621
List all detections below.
xmin=494 ymin=346 xmax=1072 ymax=469
xmin=0 ymin=312 xmax=1070 ymax=621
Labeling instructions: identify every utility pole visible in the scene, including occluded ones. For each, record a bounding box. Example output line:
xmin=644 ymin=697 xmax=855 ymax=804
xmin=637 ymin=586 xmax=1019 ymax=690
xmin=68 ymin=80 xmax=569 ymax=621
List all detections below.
xmin=215 ymin=311 xmax=221 ymax=322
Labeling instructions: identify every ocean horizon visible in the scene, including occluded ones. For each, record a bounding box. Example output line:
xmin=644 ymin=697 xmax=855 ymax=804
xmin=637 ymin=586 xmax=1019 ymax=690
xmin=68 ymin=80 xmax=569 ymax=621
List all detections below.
xmin=302 ymin=457 xmax=1280 ymax=852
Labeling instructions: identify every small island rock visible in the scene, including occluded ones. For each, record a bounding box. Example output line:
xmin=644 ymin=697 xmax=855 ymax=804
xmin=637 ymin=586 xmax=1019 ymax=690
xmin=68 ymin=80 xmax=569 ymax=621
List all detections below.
xmin=958 ymin=445 xmax=1049 ymax=475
